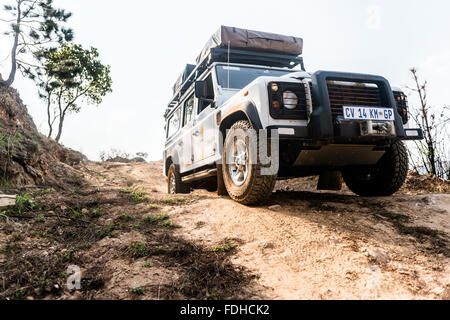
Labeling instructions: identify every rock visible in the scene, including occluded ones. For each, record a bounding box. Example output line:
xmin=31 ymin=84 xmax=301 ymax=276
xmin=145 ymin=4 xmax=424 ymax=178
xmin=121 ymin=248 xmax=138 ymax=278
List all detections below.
xmin=81 ymin=208 xmax=89 ymax=215
xmin=430 ymin=287 xmax=445 ymax=295
xmin=0 ymin=194 xmax=16 ymax=209
xmin=268 ymin=205 xmax=282 ymax=211
xmin=361 ymin=247 xmax=390 ymax=264
xmin=258 ymin=241 xmax=274 ymax=249
xmin=48 ymin=210 xmax=55 ymax=215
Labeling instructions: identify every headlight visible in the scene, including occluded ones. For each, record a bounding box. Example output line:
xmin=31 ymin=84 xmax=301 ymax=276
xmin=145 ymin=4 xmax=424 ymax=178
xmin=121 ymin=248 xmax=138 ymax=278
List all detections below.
xmin=282 ymin=90 xmax=298 ymax=109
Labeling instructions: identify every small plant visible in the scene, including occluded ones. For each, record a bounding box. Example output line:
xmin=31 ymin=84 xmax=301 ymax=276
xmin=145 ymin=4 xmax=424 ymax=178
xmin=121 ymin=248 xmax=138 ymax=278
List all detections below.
xmin=118 ymin=214 xmax=134 ymax=221
xmin=30 ymin=232 xmax=53 ymax=239
xmin=36 ymin=188 xmax=53 ymax=195
xmin=143 ymin=213 xmax=169 ymax=223
xmin=15 ymin=193 xmax=36 ymax=213
xmin=63 ymin=250 xmax=72 ymax=262
xmin=148 ymin=204 xmax=159 ymax=210
xmin=158 ymin=220 xmax=174 ymax=228
xmin=142 ymin=262 xmax=152 ymax=268
xmin=71 ymin=208 xmax=81 ymax=217
xmin=162 ymin=196 xmax=188 ymax=205
xmin=211 ymin=244 xmax=235 ymax=253
xmin=129 ymin=286 xmax=145 ymax=295
xmin=127 ymin=242 xmax=148 ymax=258
xmin=120 ymin=186 xmax=150 ymax=203
xmin=35 ymin=216 xmax=46 ymax=223
xmin=100 ymin=223 xmax=116 ymax=238
xmin=92 ymin=208 xmax=103 ymax=217
xmin=132 ymin=222 xmax=141 ymax=230
xmin=14 ymin=288 xmax=25 ymax=299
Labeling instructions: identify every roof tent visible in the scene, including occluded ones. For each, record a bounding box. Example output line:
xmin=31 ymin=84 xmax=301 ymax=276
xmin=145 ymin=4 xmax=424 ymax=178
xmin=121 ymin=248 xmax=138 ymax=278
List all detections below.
xmin=197 ymin=26 xmax=303 ymax=64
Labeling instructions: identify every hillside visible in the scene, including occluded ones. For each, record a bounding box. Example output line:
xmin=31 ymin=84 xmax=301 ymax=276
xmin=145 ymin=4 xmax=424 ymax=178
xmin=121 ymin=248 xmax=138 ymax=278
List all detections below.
xmin=0 ymin=86 xmax=86 ymax=190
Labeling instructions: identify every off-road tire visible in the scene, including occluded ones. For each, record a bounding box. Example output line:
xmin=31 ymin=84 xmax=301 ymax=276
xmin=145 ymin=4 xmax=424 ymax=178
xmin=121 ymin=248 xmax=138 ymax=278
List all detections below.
xmin=342 ymin=140 xmax=408 ymax=196
xmin=222 ymin=120 xmax=277 ymax=205
xmin=167 ymin=164 xmax=190 ymax=194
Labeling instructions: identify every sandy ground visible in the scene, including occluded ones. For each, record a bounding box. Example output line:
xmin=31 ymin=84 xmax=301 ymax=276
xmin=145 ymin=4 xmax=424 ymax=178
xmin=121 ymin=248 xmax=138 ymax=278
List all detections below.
xmin=1 ymin=160 xmax=449 ymax=300
xmin=94 ymin=161 xmax=450 ymax=300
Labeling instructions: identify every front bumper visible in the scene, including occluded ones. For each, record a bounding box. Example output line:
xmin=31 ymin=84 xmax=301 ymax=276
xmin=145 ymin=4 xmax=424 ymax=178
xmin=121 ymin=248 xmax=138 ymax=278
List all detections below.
xmin=269 ymin=71 xmax=423 ymax=142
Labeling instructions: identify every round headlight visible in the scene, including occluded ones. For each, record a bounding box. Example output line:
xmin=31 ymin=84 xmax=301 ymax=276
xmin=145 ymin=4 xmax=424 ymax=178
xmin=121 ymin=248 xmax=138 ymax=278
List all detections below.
xmin=282 ymin=90 xmax=298 ymax=109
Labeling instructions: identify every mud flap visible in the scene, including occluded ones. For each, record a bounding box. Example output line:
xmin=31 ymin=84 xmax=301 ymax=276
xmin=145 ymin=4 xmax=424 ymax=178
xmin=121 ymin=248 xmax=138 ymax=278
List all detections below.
xmin=317 ymin=171 xmax=343 ymax=191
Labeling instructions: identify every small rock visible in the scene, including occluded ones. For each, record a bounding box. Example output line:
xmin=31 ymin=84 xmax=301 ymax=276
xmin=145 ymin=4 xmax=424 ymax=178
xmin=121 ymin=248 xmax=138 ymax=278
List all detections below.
xmin=361 ymin=247 xmax=390 ymax=264
xmin=430 ymin=287 xmax=445 ymax=295
xmin=26 ymin=296 xmax=34 ymax=300
xmin=258 ymin=241 xmax=274 ymax=249
xmin=60 ymin=205 xmax=67 ymax=211
xmin=268 ymin=205 xmax=282 ymax=211
xmin=81 ymin=208 xmax=89 ymax=215
xmin=48 ymin=210 xmax=55 ymax=215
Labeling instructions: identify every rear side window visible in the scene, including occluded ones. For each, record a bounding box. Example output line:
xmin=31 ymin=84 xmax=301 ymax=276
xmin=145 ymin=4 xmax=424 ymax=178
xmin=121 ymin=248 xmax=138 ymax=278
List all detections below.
xmin=183 ymin=94 xmax=194 ymax=126
xmin=167 ymin=107 xmax=181 ymax=139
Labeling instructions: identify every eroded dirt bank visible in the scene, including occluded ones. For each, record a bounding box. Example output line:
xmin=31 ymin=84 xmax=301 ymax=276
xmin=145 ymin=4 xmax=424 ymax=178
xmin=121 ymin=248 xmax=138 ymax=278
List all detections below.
xmin=1 ymin=160 xmax=449 ymax=300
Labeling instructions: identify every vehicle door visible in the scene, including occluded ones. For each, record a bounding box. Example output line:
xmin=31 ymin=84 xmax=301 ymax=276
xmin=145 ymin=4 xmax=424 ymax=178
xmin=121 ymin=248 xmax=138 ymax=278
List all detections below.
xmin=179 ymin=93 xmax=195 ymax=173
xmin=192 ymin=73 xmax=218 ymax=166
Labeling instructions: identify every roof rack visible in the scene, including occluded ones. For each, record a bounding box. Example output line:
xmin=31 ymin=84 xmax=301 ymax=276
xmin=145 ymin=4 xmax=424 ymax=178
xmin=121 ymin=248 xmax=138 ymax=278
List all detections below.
xmin=208 ymin=48 xmax=304 ymax=69
xmin=164 ymin=48 xmax=304 ymax=118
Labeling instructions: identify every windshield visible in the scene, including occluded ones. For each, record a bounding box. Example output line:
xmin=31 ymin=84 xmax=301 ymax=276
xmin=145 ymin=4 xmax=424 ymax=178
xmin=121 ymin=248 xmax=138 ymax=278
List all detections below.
xmin=215 ymin=65 xmax=293 ymax=90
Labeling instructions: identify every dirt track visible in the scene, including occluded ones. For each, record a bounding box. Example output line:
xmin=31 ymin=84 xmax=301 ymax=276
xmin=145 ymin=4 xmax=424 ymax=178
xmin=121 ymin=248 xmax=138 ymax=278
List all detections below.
xmin=1 ymin=160 xmax=449 ymax=300
xmin=92 ymin=161 xmax=450 ymax=300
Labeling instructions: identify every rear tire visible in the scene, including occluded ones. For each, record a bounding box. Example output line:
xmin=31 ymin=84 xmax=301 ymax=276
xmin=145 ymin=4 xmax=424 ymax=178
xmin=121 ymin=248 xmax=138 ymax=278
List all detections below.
xmin=342 ymin=140 xmax=408 ymax=196
xmin=167 ymin=164 xmax=190 ymax=194
xmin=222 ymin=120 xmax=277 ymax=205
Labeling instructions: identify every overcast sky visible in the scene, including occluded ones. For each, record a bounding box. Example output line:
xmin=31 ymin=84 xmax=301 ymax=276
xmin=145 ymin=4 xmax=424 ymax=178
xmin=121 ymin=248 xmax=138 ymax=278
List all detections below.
xmin=1 ymin=0 xmax=449 ymax=160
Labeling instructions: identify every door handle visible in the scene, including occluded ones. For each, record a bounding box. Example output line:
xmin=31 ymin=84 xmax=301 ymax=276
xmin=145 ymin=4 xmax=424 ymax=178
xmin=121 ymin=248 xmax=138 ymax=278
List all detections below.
xmin=193 ymin=130 xmax=200 ymax=136
xmin=178 ymin=141 xmax=183 ymax=146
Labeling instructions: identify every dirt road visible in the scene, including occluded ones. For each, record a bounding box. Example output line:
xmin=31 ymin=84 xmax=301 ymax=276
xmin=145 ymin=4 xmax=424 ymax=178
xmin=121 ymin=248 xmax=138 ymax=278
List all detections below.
xmin=1 ymin=160 xmax=449 ymax=300
xmin=92 ymin=161 xmax=450 ymax=300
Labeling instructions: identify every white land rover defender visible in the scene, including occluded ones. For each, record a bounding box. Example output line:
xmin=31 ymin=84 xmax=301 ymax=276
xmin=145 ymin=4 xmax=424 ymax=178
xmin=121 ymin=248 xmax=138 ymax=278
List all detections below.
xmin=163 ymin=26 xmax=423 ymax=204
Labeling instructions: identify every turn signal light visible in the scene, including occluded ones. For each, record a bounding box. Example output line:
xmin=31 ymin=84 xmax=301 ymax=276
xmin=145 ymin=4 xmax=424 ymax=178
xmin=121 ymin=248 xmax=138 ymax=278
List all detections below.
xmin=272 ymin=101 xmax=280 ymax=109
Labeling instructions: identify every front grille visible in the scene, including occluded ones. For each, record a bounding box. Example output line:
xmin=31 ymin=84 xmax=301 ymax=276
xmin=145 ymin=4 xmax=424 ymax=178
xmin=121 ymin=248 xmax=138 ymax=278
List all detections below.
xmin=268 ymin=82 xmax=308 ymax=120
xmin=327 ymin=81 xmax=383 ymax=117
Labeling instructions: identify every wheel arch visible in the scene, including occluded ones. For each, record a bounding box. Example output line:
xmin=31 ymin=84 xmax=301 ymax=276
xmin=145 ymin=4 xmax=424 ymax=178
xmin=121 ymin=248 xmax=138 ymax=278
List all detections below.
xmin=219 ymin=101 xmax=263 ymax=138
xmin=164 ymin=153 xmax=180 ymax=176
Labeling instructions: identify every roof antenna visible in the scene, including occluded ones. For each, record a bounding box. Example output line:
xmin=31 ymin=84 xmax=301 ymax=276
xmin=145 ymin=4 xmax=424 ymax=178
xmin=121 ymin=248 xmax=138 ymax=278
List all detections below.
xmin=227 ymin=40 xmax=230 ymax=89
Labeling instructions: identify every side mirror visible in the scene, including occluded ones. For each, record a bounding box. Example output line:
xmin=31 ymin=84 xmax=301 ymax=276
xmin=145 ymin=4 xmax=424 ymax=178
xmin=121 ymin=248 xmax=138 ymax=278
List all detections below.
xmin=195 ymin=81 xmax=208 ymax=99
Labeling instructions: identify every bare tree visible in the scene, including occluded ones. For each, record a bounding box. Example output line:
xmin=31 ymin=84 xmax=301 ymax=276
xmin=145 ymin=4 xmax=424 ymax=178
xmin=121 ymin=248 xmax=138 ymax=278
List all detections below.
xmin=407 ymin=68 xmax=450 ymax=179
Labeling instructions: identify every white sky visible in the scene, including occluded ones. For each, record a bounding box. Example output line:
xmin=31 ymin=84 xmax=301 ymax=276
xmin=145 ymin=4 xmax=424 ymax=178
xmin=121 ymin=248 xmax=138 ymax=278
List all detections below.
xmin=1 ymin=0 xmax=449 ymax=160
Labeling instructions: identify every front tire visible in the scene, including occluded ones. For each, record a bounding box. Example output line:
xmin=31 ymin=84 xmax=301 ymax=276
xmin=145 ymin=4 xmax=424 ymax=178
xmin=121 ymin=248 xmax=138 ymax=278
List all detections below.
xmin=342 ymin=140 xmax=408 ymax=196
xmin=167 ymin=164 xmax=190 ymax=194
xmin=222 ymin=120 xmax=277 ymax=205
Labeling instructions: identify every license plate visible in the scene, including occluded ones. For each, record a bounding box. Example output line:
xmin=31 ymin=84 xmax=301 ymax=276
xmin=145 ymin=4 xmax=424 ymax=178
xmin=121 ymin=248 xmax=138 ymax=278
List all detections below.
xmin=343 ymin=106 xmax=395 ymax=121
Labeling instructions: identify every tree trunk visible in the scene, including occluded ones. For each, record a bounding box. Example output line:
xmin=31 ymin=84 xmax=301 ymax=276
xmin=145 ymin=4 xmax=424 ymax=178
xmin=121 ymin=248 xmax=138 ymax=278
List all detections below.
xmin=55 ymin=114 xmax=65 ymax=143
xmin=47 ymin=93 xmax=53 ymax=139
xmin=1 ymin=1 xmax=22 ymax=88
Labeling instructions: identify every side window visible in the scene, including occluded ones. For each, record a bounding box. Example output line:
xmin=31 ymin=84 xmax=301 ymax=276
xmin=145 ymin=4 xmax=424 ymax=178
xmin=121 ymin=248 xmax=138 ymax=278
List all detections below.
xmin=167 ymin=107 xmax=181 ymax=139
xmin=183 ymin=94 xmax=194 ymax=126
xmin=197 ymin=74 xmax=215 ymax=115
